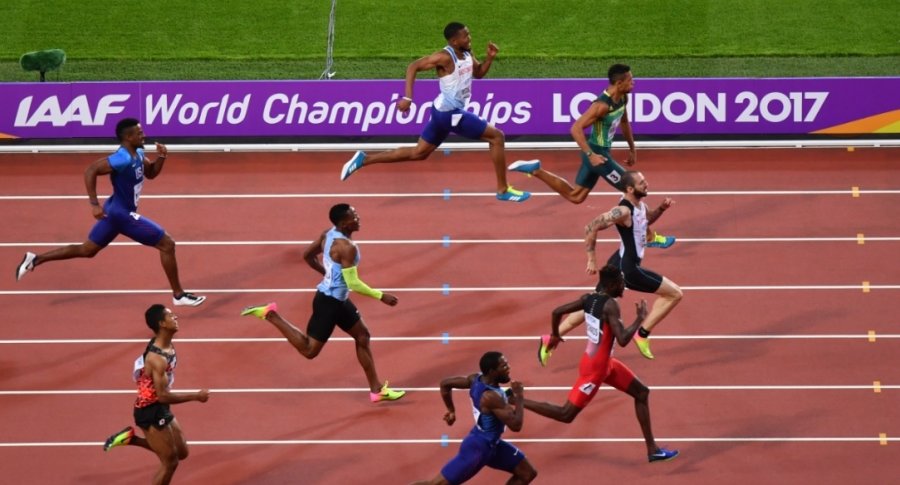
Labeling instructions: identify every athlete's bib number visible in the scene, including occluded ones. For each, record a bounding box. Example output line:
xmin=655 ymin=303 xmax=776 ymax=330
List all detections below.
xmin=585 ymin=313 xmax=603 ymax=344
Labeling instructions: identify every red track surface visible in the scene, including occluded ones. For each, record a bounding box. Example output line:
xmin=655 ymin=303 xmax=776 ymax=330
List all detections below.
xmin=1 ymin=147 xmax=898 ymax=484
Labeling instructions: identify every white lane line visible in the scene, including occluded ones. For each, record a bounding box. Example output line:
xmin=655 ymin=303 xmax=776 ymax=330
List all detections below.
xmin=0 ymin=436 xmax=895 ymax=448
xmin=2 ymin=334 xmax=898 ymax=345
xmin=0 ymin=385 xmax=895 ymax=396
xmin=3 ymin=236 xmax=900 ymax=247
xmin=2 ymin=189 xmax=900 ymax=201
xmin=2 ymin=285 xmax=899 ymax=297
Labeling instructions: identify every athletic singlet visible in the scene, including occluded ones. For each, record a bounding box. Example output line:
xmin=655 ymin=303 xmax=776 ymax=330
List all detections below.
xmin=433 ymin=46 xmax=474 ymax=111
xmin=582 ymin=292 xmax=617 ymax=359
xmin=316 ymin=227 xmax=360 ymax=301
xmin=615 ymin=199 xmax=648 ymax=263
xmin=469 ymin=374 xmax=507 ymax=442
xmin=588 ymin=90 xmax=628 ymax=148
xmin=133 ymin=339 xmax=176 ymax=408
xmin=106 ymin=146 xmax=145 ymax=212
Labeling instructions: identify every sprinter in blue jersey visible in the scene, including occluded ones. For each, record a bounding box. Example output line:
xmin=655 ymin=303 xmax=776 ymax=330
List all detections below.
xmin=413 ymin=352 xmax=537 ymax=485
xmin=340 ymin=21 xmax=530 ymax=203
xmin=241 ymin=204 xmax=405 ymax=403
xmin=14 ymin=118 xmax=205 ymax=307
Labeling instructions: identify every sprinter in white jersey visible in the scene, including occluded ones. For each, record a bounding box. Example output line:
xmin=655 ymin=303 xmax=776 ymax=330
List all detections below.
xmin=538 ymin=171 xmax=683 ymax=363
xmin=340 ymin=22 xmax=530 ymax=202
xmin=241 ymin=204 xmax=405 ymax=403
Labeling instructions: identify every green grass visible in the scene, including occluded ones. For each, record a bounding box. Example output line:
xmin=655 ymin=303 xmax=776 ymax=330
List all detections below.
xmin=1 ymin=0 xmax=897 ymax=80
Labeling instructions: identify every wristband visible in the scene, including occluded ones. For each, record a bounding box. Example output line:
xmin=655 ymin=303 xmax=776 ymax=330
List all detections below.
xmin=401 ymin=96 xmax=412 ymax=101
xmin=584 ymin=151 xmax=593 ymax=157
xmin=89 ymin=200 xmax=100 ymax=206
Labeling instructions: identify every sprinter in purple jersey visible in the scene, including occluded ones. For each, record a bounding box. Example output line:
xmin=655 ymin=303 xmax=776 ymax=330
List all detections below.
xmin=15 ymin=118 xmax=205 ymax=307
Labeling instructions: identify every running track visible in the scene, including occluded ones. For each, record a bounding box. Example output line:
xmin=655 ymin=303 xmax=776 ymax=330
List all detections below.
xmin=0 ymin=147 xmax=898 ymax=484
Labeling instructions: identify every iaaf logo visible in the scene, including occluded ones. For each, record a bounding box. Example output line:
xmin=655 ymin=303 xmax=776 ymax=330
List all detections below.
xmin=14 ymin=94 xmax=130 ymax=127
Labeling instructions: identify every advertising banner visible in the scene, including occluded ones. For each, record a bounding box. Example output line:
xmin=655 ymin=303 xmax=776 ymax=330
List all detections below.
xmin=1 ymin=78 xmax=898 ymax=139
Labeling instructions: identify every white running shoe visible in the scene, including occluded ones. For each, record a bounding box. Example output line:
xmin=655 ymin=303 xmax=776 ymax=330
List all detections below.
xmin=16 ymin=252 xmax=36 ymax=281
xmin=173 ymin=292 xmax=206 ymax=306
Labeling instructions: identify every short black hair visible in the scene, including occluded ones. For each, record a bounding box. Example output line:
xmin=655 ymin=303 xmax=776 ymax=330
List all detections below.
xmin=621 ymin=170 xmax=641 ymax=191
xmin=329 ymin=203 xmax=352 ymax=225
xmin=144 ymin=304 xmax=167 ymax=333
xmin=596 ymin=264 xmax=623 ymax=292
xmin=479 ymin=351 xmax=503 ymax=375
xmin=444 ymin=22 xmax=466 ymax=40
xmin=608 ymin=63 xmax=631 ymax=84
xmin=115 ymin=118 xmax=139 ymax=141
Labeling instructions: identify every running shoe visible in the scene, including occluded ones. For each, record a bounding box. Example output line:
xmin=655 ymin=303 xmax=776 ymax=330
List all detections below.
xmin=648 ymin=448 xmax=679 ymax=463
xmin=241 ymin=302 xmax=278 ymax=319
xmin=537 ymin=334 xmax=553 ymax=367
xmin=507 ymin=159 xmax=541 ymax=174
xmin=496 ymin=186 xmax=531 ymax=202
xmin=173 ymin=292 xmax=206 ymax=307
xmin=15 ymin=252 xmax=36 ymax=281
xmin=647 ymin=233 xmax=676 ymax=249
xmin=103 ymin=426 xmax=134 ymax=451
xmin=340 ymin=150 xmax=366 ymax=181
xmin=370 ymin=381 xmax=406 ymax=402
xmin=634 ymin=335 xmax=655 ymax=360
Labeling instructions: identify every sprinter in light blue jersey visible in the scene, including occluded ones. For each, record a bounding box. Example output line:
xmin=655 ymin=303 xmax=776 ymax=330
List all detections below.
xmin=242 ymin=204 xmax=405 ymax=403
xmin=341 ymin=22 xmax=530 ymax=203
xmin=15 ymin=118 xmax=205 ymax=307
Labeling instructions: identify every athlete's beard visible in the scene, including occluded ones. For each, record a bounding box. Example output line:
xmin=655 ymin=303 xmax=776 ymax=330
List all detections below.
xmin=633 ymin=188 xmax=647 ymax=199
xmin=496 ymin=374 xmax=511 ymax=384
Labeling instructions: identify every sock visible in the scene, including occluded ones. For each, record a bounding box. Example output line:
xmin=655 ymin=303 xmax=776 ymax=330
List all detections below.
xmin=638 ymin=327 xmax=651 ymax=339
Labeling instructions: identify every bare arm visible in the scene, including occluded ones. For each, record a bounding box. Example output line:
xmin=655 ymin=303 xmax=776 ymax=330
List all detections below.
xmin=396 ymin=51 xmax=452 ymax=111
xmin=482 ymin=381 xmax=525 ymax=432
xmin=303 ymin=230 xmax=328 ymax=275
xmin=143 ymin=142 xmax=168 ymax=179
xmin=620 ymin=108 xmax=636 ymax=166
xmin=646 ymin=198 xmax=674 ymax=225
xmin=585 ymin=205 xmax=631 ymax=273
xmin=148 ymin=353 xmax=208 ymax=405
xmin=550 ymin=296 xmax=586 ymax=340
xmin=571 ymin=102 xmax=610 ymax=165
xmin=84 ymin=157 xmax=113 ymax=219
xmin=471 ymin=42 xmax=498 ymax=79
xmin=439 ymin=374 xmax=477 ymax=425
xmin=604 ymin=298 xmax=648 ymax=347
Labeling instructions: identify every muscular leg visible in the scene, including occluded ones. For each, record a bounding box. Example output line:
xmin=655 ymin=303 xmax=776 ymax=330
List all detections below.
xmin=642 ymin=277 xmax=683 ymax=333
xmin=143 ymin=423 xmax=181 ymax=485
xmin=265 ymin=310 xmax=325 ymax=359
xmin=522 ymin=398 xmax=582 ymax=423
xmin=345 ymin=319 xmax=382 ymax=393
xmin=362 ymin=138 xmax=438 ymax=166
xmin=625 ymin=379 xmax=661 ymax=455
xmin=480 ymin=125 xmax=513 ymax=194
xmin=508 ymin=459 xmax=538 ymax=484
xmin=33 ymin=240 xmax=102 ymax=266
xmin=530 ymin=168 xmax=591 ymax=204
xmin=155 ymin=234 xmax=187 ymax=295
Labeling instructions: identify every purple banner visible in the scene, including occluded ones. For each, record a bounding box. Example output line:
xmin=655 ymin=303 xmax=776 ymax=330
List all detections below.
xmin=1 ymin=78 xmax=898 ymax=139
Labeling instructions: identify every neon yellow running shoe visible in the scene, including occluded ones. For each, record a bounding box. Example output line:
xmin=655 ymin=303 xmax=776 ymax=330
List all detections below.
xmin=370 ymin=381 xmax=406 ymax=402
xmin=537 ymin=334 xmax=553 ymax=367
xmin=103 ymin=426 xmax=134 ymax=451
xmin=647 ymin=233 xmax=676 ymax=249
xmin=634 ymin=335 xmax=655 ymax=360
xmin=241 ymin=302 xmax=278 ymax=319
